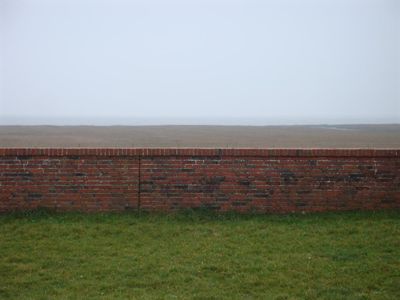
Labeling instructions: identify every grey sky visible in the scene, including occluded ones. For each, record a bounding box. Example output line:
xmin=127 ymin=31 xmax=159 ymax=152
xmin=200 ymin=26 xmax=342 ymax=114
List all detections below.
xmin=0 ymin=0 xmax=399 ymax=125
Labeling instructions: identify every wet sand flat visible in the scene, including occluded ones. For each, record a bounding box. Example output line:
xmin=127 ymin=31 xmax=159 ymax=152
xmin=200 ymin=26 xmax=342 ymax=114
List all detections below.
xmin=0 ymin=124 xmax=399 ymax=148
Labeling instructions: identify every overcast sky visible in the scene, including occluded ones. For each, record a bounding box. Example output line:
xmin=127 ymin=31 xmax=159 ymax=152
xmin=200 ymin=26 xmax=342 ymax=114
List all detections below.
xmin=0 ymin=0 xmax=399 ymax=125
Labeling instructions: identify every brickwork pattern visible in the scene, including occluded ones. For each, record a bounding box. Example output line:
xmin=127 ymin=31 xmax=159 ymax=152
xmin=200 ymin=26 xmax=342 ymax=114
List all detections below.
xmin=1 ymin=149 xmax=399 ymax=213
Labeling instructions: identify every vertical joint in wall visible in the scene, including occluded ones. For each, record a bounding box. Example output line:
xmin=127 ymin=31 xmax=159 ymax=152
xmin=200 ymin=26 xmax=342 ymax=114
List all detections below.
xmin=137 ymin=156 xmax=141 ymax=212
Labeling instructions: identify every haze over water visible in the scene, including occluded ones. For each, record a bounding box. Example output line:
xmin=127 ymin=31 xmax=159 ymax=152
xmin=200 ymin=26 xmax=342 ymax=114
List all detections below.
xmin=1 ymin=0 xmax=399 ymax=125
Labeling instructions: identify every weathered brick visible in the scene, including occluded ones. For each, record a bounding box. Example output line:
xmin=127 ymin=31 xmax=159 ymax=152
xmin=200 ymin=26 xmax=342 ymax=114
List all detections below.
xmin=0 ymin=148 xmax=399 ymax=213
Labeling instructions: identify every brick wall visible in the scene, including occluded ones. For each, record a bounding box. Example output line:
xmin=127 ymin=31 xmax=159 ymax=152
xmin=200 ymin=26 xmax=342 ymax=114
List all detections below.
xmin=1 ymin=148 xmax=399 ymax=213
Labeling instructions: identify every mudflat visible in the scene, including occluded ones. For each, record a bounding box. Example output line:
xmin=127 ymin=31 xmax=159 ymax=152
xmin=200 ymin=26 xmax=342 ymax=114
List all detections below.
xmin=0 ymin=124 xmax=399 ymax=148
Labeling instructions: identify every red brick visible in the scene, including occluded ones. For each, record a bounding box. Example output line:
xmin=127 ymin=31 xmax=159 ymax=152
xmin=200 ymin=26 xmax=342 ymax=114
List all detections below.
xmin=0 ymin=148 xmax=399 ymax=213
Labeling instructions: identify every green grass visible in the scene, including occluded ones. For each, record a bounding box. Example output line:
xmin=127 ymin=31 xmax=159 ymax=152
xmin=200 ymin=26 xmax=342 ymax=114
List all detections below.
xmin=0 ymin=210 xmax=399 ymax=299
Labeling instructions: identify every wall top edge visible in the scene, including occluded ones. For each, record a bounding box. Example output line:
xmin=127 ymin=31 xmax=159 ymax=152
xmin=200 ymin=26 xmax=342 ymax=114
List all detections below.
xmin=0 ymin=148 xmax=399 ymax=157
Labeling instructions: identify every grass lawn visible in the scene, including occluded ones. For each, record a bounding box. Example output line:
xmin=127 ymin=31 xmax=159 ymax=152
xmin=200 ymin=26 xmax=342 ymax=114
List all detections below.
xmin=0 ymin=210 xmax=399 ymax=299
